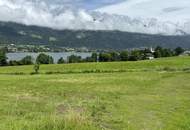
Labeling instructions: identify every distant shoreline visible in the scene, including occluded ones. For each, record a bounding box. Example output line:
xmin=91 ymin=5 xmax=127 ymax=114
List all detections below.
xmin=6 ymin=52 xmax=92 ymax=63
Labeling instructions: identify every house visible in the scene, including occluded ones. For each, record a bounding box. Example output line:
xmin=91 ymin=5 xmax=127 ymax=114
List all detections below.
xmin=146 ymin=53 xmax=154 ymax=60
xmin=145 ymin=47 xmax=155 ymax=60
xmin=181 ymin=51 xmax=190 ymax=56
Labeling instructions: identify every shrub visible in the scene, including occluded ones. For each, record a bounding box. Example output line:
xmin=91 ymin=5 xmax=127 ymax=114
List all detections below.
xmin=20 ymin=56 xmax=33 ymax=65
xmin=36 ymin=53 xmax=54 ymax=64
xmin=67 ymin=55 xmax=82 ymax=63
xmin=57 ymin=57 xmax=65 ymax=64
xmin=33 ymin=63 xmax=40 ymax=74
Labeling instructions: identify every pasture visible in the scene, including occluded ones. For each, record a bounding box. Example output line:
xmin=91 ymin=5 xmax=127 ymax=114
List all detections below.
xmin=0 ymin=57 xmax=190 ymax=130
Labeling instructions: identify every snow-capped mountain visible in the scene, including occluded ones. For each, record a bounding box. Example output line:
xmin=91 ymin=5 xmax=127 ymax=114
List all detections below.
xmin=97 ymin=0 xmax=190 ymax=22
xmin=90 ymin=12 xmax=188 ymax=35
xmin=95 ymin=0 xmax=190 ymax=35
xmin=0 ymin=0 xmax=190 ymax=35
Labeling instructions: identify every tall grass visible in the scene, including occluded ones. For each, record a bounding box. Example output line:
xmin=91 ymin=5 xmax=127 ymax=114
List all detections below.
xmin=4 ymin=111 xmax=98 ymax=130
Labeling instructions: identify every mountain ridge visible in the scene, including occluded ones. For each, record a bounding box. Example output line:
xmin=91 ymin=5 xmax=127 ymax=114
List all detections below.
xmin=97 ymin=0 xmax=190 ymax=21
xmin=1 ymin=0 xmax=190 ymax=35
xmin=0 ymin=21 xmax=190 ymax=49
xmin=96 ymin=0 xmax=190 ymax=35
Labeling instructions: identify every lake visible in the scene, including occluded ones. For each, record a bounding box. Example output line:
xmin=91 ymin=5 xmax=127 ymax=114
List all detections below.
xmin=7 ymin=52 xmax=92 ymax=63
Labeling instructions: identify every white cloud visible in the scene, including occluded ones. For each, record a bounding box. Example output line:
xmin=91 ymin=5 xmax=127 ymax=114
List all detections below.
xmin=0 ymin=0 xmax=189 ymax=35
xmin=0 ymin=0 xmax=93 ymax=28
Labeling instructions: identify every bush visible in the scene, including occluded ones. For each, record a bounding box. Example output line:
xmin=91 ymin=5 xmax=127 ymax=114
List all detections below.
xmin=174 ymin=47 xmax=185 ymax=56
xmin=120 ymin=51 xmax=129 ymax=61
xmin=36 ymin=53 xmax=54 ymax=64
xmin=129 ymin=50 xmax=143 ymax=61
xmin=0 ymin=49 xmax=7 ymax=66
xmin=33 ymin=63 xmax=40 ymax=74
xmin=84 ymin=53 xmax=98 ymax=62
xmin=9 ymin=60 xmax=20 ymax=66
xmin=99 ymin=53 xmax=112 ymax=62
xmin=67 ymin=55 xmax=82 ymax=63
xmin=57 ymin=57 xmax=65 ymax=64
xmin=20 ymin=56 xmax=33 ymax=65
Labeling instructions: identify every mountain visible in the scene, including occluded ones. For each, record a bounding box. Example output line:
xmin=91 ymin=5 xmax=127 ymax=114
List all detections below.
xmin=1 ymin=0 xmax=190 ymax=35
xmin=0 ymin=22 xmax=190 ymax=49
xmin=96 ymin=0 xmax=190 ymax=35
xmin=97 ymin=0 xmax=190 ymax=21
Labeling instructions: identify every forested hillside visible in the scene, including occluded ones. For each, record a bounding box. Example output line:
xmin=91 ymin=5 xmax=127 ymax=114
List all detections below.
xmin=0 ymin=21 xmax=190 ymax=49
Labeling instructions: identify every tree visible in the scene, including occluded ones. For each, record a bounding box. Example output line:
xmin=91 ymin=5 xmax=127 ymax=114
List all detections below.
xmin=36 ymin=53 xmax=54 ymax=64
xmin=33 ymin=63 xmax=40 ymax=74
xmin=9 ymin=60 xmax=21 ymax=66
xmin=120 ymin=51 xmax=129 ymax=61
xmin=153 ymin=46 xmax=174 ymax=58
xmin=20 ymin=56 xmax=33 ymax=65
xmin=67 ymin=55 xmax=82 ymax=63
xmin=91 ymin=53 xmax=98 ymax=62
xmin=83 ymin=53 xmax=98 ymax=62
xmin=174 ymin=47 xmax=184 ymax=56
xmin=129 ymin=50 xmax=143 ymax=61
xmin=99 ymin=53 xmax=112 ymax=62
xmin=162 ymin=49 xmax=174 ymax=57
xmin=57 ymin=57 xmax=65 ymax=64
xmin=110 ymin=52 xmax=120 ymax=61
xmin=0 ymin=49 xmax=7 ymax=66
xmin=154 ymin=46 xmax=163 ymax=58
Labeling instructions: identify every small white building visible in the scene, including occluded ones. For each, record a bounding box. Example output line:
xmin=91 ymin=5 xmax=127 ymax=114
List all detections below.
xmin=181 ymin=51 xmax=190 ymax=56
xmin=150 ymin=47 xmax=155 ymax=53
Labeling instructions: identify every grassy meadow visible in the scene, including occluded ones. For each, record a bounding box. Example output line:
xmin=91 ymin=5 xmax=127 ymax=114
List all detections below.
xmin=0 ymin=56 xmax=190 ymax=130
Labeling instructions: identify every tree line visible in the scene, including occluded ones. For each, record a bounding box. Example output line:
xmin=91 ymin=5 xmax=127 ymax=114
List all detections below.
xmin=0 ymin=46 xmax=186 ymax=66
xmin=58 ymin=46 xmax=185 ymax=63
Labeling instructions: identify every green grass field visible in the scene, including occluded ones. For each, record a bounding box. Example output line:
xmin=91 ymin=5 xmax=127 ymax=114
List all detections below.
xmin=0 ymin=56 xmax=190 ymax=130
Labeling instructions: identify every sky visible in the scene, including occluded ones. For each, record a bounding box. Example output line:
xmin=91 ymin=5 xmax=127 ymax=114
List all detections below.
xmin=0 ymin=0 xmax=189 ymax=35
xmin=0 ymin=0 xmax=125 ymax=28
xmin=35 ymin=0 xmax=125 ymax=10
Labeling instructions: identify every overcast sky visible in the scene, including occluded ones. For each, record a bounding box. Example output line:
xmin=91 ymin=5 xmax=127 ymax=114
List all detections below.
xmin=60 ymin=0 xmax=124 ymax=9
xmin=0 ymin=0 xmax=189 ymax=35
xmin=0 ymin=0 xmax=125 ymax=27
xmin=33 ymin=0 xmax=125 ymax=9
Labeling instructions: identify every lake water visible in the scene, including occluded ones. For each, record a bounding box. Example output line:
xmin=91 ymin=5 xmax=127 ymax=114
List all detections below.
xmin=7 ymin=52 xmax=92 ymax=63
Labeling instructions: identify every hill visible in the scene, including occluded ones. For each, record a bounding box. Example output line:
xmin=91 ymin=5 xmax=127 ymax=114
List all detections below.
xmin=0 ymin=22 xmax=190 ymax=49
xmin=1 ymin=0 xmax=190 ymax=35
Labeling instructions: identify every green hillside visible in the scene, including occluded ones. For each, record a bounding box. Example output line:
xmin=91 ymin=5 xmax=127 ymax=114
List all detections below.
xmin=1 ymin=22 xmax=190 ymax=49
xmin=0 ymin=56 xmax=190 ymax=130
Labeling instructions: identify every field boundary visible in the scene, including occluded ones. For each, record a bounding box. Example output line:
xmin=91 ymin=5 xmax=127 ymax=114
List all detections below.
xmin=0 ymin=67 xmax=189 ymax=75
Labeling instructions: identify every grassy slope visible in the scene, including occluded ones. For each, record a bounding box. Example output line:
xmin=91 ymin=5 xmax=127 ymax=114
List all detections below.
xmin=0 ymin=56 xmax=190 ymax=130
xmin=0 ymin=56 xmax=190 ymax=74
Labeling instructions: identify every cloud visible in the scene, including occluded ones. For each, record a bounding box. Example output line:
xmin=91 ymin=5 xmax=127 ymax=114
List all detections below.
xmin=0 ymin=0 xmax=93 ymax=28
xmin=0 ymin=0 xmax=189 ymax=35
xmin=0 ymin=0 xmax=120 ymax=30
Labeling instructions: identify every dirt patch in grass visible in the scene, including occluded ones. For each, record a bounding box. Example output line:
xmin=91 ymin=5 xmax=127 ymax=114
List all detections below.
xmin=48 ymin=77 xmax=97 ymax=84
xmin=56 ymin=104 xmax=68 ymax=114
xmin=56 ymin=104 xmax=86 ymax=115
